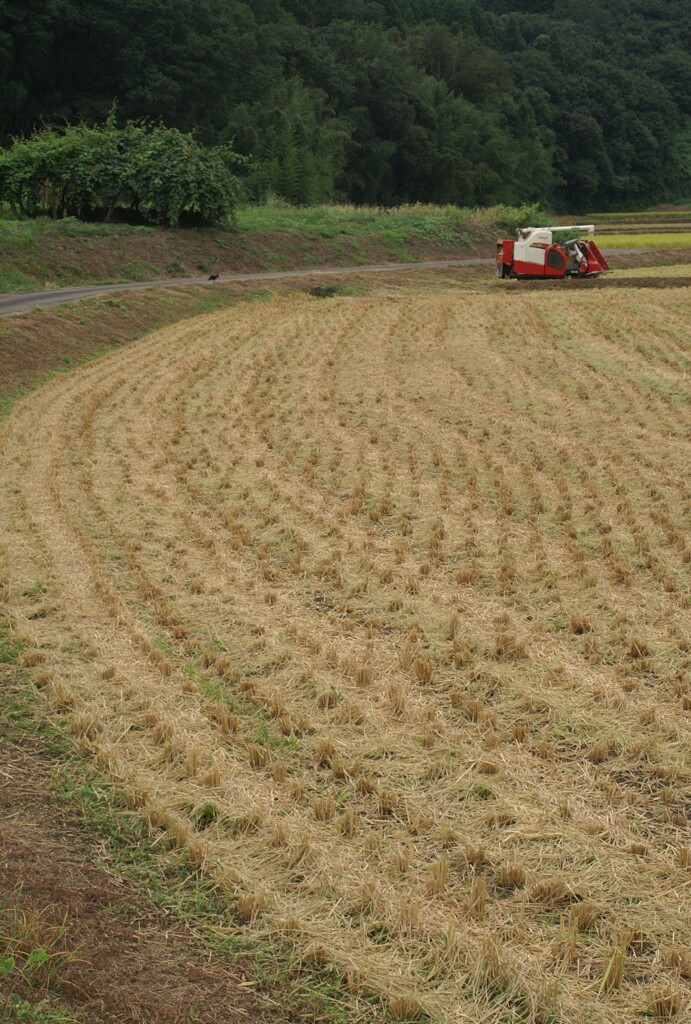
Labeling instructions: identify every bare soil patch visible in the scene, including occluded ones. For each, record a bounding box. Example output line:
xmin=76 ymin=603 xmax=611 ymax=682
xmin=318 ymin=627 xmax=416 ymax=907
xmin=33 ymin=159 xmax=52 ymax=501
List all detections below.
xmin=0 ymin=725 xmax=272 ymax=1024
xmin=511 ymin=275 xmax=691 ymax=292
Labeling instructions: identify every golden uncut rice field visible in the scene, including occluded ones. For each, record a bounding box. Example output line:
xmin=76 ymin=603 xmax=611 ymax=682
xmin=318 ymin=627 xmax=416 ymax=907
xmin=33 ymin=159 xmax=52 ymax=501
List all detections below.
xmin=1 ymin=285 xmax=690 ymax=1024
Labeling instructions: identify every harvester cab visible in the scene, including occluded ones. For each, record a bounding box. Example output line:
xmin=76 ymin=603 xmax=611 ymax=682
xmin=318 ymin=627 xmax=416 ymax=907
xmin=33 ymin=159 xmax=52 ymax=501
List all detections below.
xmin=496 ymin=224 xmax=610 ymax=280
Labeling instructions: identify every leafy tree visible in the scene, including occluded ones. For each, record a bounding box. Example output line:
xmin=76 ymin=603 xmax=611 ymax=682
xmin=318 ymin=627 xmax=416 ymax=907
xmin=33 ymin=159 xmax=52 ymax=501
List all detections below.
xmin=0 ymin=119 xmax=241 ymax=226
xmin=228 ymin=79 xmax=350 ymax=203
xmin=132 ymin=125 xmax=241 ymax=225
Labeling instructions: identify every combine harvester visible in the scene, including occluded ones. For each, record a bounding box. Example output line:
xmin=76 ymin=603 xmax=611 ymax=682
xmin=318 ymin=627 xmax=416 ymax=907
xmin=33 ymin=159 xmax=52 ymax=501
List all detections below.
xmin=496 ymin=224 xmax=610 ymax=280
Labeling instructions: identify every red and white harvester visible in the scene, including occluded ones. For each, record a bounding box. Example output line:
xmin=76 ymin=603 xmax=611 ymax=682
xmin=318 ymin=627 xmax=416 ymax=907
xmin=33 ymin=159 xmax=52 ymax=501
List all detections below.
xmin=496 ymin=224 xmax=610 ymax=280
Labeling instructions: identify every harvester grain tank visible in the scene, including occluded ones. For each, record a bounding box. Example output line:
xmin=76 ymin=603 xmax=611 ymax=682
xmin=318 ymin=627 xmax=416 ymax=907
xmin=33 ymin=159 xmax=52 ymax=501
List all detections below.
xmin=496 ymin=224 xmax=610 ymax=280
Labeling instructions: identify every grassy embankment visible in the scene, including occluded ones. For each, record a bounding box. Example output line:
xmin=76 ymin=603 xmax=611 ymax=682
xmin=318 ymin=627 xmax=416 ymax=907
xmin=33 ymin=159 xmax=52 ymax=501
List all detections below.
xmin=0 ymin=203 xmax=533 ymax=295
xmin=2 ymin=202 xmax=690 ymax=296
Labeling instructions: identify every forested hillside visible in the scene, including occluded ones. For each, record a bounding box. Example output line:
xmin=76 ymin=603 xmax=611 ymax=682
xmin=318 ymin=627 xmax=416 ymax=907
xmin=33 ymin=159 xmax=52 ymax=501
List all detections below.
xmin=1 ymin=0 xmax=689 ymax=210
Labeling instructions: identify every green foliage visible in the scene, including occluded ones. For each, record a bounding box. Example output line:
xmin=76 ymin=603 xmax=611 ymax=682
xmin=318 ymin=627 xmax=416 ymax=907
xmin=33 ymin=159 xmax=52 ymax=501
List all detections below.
xmin=0 ymin=905 xmax=73 ymax=988
xmin=0 ymin=996 xmax=83 ymax=1024
xmin=0 ymin=118 xmax=241 ymax=227
xmin=0 ymin=634 xmax=26 ymax=663
xmin=235 ymin=79 xmax=351 ymax=205
xmin=2 ymin=0 xmax=690 ymax=210
xmin=236 ymin=200 xmax=544 ymax=246
xmin=132 ymin=126 xmax=242 ymax=227
xmin=1 ymin=953 xmax=16 ymax=974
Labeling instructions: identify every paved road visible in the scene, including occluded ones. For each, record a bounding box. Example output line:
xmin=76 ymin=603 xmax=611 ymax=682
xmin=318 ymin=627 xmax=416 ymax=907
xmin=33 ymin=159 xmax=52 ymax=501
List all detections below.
xmin=0 ymin=259 xmax=494 ymax=316
xmin=0 ymin=249 xmax=650 ymax=317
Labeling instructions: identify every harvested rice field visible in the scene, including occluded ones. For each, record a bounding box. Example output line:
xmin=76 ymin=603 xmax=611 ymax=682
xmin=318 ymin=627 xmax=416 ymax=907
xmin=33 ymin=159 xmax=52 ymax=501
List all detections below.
xmin=1 ymin=284 xmax=690 ymax=1024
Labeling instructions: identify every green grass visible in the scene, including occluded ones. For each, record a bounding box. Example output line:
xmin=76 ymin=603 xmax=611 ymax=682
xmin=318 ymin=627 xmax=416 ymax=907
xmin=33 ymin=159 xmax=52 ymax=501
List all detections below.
xmin=0 ymin=267 xmax=46 ymax=292
xmin=596 ymin=232 xmax=691 ymax=248
xmin=614 ymin=263 xmax=691 ymax=277
xmin=0 ymin=202 xmax=542 ymax=294
xmin=120 ymin=259 xmax=157 ymax=279
xmin=0 ymin=218 xmax=156 ymax=293
xmin=0 ymin=995 xmax=86 ymax=1024
xmin=0 ymin=914 xmax=73 ymax=997
xmin=0 ymin=216 xmax=154 ymax=240
xmin=0 ymin=633 xmax=27 ymax=663
xmin=236 ymin=200 xmax=542 ymax=247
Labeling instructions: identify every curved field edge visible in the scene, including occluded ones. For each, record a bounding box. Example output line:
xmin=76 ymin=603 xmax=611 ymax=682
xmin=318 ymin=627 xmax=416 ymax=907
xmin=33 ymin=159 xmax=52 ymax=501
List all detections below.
xmin=0 ymin=656 xmax=368 ymax=1024
xmin=2 ymin=250 xmax=691 ymax=418
xmin=0 ymin=264 xmax=500 ymax=413
xmin=0 ymin=282 xmax=285 ymax=416
xmin=0 ymin=287 xmax=388 ymax=1024
xmin=1 ymin=287 xmax=689 ymax=1024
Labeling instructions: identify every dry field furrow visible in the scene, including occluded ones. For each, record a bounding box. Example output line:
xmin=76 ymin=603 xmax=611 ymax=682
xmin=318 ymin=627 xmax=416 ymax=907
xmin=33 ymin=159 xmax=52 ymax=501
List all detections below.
xmin=1 ymin=287 xmax=689 ymax=1024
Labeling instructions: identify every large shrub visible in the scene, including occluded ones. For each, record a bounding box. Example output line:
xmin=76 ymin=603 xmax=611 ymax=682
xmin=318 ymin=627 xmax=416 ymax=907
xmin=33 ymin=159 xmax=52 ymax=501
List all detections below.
xmin=0 ymin=118 xmax=241 ymax=226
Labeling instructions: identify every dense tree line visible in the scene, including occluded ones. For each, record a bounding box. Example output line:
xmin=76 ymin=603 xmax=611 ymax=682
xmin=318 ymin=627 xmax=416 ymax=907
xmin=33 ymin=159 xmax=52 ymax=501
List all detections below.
xmin=1 ymin=0 xmax=689 ymax=211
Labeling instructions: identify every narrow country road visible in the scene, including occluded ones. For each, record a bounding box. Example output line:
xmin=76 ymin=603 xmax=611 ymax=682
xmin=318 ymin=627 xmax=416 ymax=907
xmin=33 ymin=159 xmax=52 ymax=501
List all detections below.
xmin=0 ymin=249 xmax=647 ymax=316
xmin=0 ymin=258 xmax=493 ymax=316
